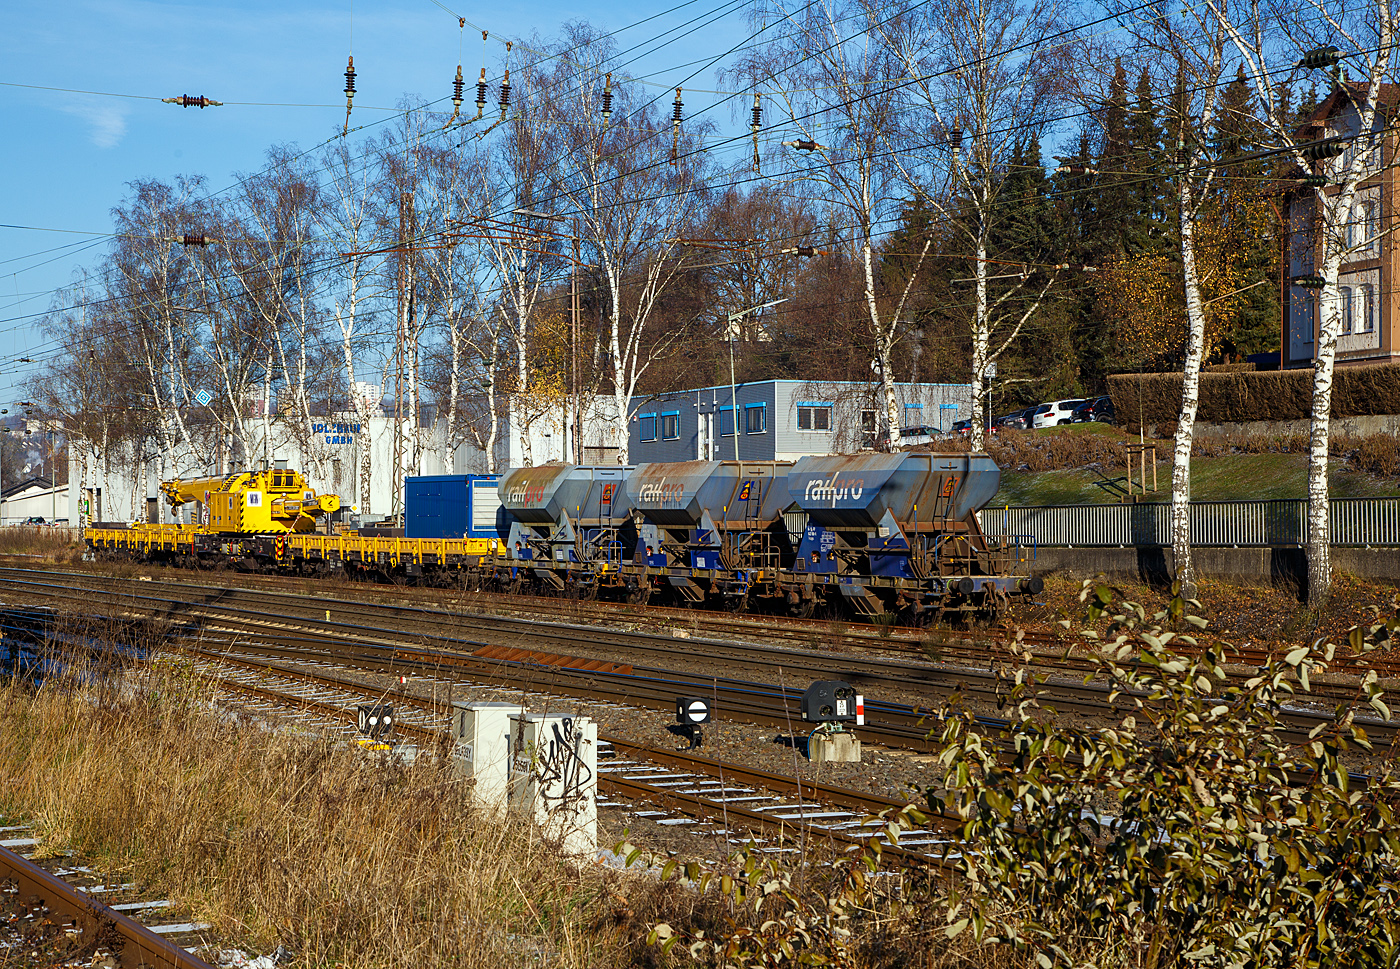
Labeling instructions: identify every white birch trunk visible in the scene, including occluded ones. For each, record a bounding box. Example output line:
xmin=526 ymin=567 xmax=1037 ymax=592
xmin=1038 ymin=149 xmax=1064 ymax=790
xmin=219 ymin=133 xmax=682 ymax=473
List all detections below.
xmin=1308 ymin=254 xmax=1345 ymax=606
xmin=335 ymin=304 xmax=373 ymax=514
xmin=970 ymin=231 xmax=990 ymax=453
xmin=1172 ymin=187 xmax=1207 ymax=597
xmin=860 ymin=238 xmax=901 ymax=450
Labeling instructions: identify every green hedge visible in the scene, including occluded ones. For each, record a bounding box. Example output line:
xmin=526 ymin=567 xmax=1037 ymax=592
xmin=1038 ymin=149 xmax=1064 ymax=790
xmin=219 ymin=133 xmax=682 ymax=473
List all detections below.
xmin=1108 ymin=363 xmax=1400 ymax=425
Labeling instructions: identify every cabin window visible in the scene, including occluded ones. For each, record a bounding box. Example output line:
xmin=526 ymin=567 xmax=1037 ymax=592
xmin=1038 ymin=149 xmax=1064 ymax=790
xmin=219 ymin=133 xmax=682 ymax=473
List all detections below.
xmin=745 ymin=403 xmax=767 ymax=434
xmin=719 ymin=406 xmax=735 ymax=437
xmin=797 ymin=403 xmax=832 ymax=431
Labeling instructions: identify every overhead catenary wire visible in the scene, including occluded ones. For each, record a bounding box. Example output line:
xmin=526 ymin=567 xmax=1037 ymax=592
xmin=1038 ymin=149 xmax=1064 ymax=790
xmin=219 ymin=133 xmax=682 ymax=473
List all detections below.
xmin=4 ymin=93 xmax=1390 ymax=357
xmin=0 ymin=0 xmax=1377 ymax=378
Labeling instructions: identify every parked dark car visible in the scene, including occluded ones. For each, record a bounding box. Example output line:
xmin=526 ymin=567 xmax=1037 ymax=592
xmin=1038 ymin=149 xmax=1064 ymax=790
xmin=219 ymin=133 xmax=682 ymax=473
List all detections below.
xmin=994 ymin=406 xmax=1037 ymax=430
xmin=1071 ymin=396 xmax=1115 ymax=423
xmin=951 ymin=418 xmax=993 ymax=436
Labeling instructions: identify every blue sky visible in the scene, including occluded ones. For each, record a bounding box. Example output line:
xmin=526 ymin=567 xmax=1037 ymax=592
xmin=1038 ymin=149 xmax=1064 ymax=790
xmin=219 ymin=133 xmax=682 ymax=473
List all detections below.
xmin=0 ymin=0 xmax=751 ymax=405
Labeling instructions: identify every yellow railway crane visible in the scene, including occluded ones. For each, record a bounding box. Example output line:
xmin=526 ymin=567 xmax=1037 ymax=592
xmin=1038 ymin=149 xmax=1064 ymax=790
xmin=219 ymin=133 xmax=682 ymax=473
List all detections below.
xmin=161 ymin=468 xmax=340 ymax=535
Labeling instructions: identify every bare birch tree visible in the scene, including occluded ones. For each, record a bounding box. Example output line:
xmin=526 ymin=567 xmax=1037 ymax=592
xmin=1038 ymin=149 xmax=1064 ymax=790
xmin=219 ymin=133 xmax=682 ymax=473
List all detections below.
xmin=879 ymin=0 xmax=1068 ymax=451
xmin=736 ymin=1 xmax=916 ymax=449
xmin=230 ymin=148 xmax=335 ymax=484
xmin=538 ymin=25 xmax=710 ymax=462
xmin=320 ymin=139 xmax=385 ymax=512
xmin=1205 ymin=0 xmax=1398 ymax=604
xmin=417 ymin=137 xmax=495 ymax=471
xmin=108 ymin=178 xmax=218 ymax=480
xmin=1098 ymin=6 xmax=1240 ymax=597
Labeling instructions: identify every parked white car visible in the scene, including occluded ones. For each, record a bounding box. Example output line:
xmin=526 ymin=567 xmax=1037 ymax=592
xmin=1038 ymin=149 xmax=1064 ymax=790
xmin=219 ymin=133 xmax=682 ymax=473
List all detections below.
xmin=1031 ymin=399 xmax=1086 ymax=428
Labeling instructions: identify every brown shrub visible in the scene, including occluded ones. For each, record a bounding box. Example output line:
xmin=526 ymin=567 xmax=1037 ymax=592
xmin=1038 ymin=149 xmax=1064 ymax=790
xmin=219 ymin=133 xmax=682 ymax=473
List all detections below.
xmin=983 ymin=429 xmax=1133 ymax=472
xmin=1343 ymin=433 xmax=1400 ymax=477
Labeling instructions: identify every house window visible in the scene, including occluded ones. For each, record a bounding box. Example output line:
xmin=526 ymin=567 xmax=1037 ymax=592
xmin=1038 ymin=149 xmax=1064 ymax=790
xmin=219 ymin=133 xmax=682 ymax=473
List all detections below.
xmin=719 ymin=406 xmax=735 ymax=437
xmin=1341 ymin=286 xmax=1353 ymax=334
xmin=1366 ymin=201 xmax=1380 ymax=253
xmin=797 ymin=403 xmax=832 ymax=431
xmin=661 ymin=411 xmax=680 ymax=440
xmin=903 ymin=403 xmax=923 ymax=425
xmin=639 ymin=413 xmax=657 ymax=442
xmin=745 ymin=402 xmax=767 ymax=434
xmin=1362 ymin=284 xmax=1376 ymax=331
xmin=861 ymin=410 xmax=876 ymax=434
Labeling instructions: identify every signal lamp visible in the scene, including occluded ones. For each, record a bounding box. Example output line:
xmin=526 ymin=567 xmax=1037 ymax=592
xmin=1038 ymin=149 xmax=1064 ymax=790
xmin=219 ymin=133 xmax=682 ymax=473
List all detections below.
xmin=800 ymin=680 xmax=863 ymax=724
xmin=675 ymin=696 xmax=710 ymax=748
xmin=357 ymin=704 xmax=394 ymax=739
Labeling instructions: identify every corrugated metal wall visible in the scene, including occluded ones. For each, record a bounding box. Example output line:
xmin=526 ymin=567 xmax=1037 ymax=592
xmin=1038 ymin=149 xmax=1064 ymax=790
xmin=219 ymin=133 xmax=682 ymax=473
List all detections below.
xmin=978 ymin=497 xmax=1400 ymax=547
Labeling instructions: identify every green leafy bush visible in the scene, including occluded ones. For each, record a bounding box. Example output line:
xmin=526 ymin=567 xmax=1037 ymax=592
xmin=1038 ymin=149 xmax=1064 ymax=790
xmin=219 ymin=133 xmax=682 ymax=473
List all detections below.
xmin=647 ymin=585 xmax=1400 ymax=968
xmin=937 ymin=583 xmax=1400 ymax=967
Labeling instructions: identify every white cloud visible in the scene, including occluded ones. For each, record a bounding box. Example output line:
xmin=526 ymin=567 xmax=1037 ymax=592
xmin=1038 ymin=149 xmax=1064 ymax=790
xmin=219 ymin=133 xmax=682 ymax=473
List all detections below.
xmin=57 ymin=95 xmax=128 ymax=149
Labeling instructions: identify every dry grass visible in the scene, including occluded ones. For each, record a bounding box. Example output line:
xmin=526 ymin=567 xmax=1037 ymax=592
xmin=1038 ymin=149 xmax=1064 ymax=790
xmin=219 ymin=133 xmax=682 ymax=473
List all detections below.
xmin=0 ymin=659 xmax=638 ymax=968
xmin=0 ymin=525 xmax=82 ymax=561
xmin=0 ymin=625 xmax=1135 ymax=969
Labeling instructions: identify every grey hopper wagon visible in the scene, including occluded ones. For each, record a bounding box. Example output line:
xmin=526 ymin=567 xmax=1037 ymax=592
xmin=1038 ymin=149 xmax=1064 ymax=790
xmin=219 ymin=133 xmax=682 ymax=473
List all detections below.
xmin=785 ymin=453 xmax=1038 ymax=619
xmin=626 ymin=460 xmax=796 ymax=606
xmin=496 ymin=466 xmax=636 ymax=593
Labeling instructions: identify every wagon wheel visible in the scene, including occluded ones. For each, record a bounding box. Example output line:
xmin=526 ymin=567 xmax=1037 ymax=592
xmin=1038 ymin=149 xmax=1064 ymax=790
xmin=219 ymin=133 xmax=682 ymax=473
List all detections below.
xmin=627 ymin=582 xmax=652 ymax=606
xmin=791 ymin=598 xmax=816 ymax=620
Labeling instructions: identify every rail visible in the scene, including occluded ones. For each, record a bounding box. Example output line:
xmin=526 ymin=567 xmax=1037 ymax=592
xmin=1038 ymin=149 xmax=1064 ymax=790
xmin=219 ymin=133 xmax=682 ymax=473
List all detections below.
xmin=978 ymin=496 xmax=1400 ymax=548
xmin=0 ymin=843 xmax=215 ymax=969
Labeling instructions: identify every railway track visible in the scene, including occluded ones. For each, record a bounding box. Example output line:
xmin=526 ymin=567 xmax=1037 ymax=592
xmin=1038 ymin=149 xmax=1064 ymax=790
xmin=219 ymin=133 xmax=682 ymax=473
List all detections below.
xmin=170 ymin=646 xmax=953 ymax=866
xmin=3 ymin=566 xmax=1391 ymax=756
xmin=0 ymin=842 xmax=215 ymax=969
xmin=24 ymin=560 xmax=1400 ymax=678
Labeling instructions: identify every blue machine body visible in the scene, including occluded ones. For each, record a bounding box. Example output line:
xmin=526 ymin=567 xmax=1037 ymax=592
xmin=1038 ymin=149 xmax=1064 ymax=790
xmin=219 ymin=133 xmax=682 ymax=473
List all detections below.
xmin=404 ymin=475 xmax=501 ymax=539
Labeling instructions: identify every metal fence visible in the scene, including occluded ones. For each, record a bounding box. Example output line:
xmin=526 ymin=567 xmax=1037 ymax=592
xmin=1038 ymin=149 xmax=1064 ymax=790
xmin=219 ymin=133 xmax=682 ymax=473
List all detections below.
xmin=978 ymin=497 xmax=1400 ymax=548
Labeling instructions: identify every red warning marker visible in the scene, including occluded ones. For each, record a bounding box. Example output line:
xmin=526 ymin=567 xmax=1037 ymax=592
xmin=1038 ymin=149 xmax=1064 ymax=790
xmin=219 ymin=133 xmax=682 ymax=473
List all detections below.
xmin=855 ymin=694 xmax=865 ymax=726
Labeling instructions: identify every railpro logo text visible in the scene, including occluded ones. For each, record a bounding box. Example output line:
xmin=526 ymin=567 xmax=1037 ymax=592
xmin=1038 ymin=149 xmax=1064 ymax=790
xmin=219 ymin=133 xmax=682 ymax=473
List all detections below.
xmin=803 ymin=476 xmax=865 ymax=502
xmin=505 ymin=482 xmax=547 ymax=504
xmin=637 ymin=481 xmax=685 ymax=504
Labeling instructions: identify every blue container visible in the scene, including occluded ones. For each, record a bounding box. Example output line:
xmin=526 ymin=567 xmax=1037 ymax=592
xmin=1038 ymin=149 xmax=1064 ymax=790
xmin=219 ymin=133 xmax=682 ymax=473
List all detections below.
xmin=404 ymin=475 xmax=500 ymax=539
